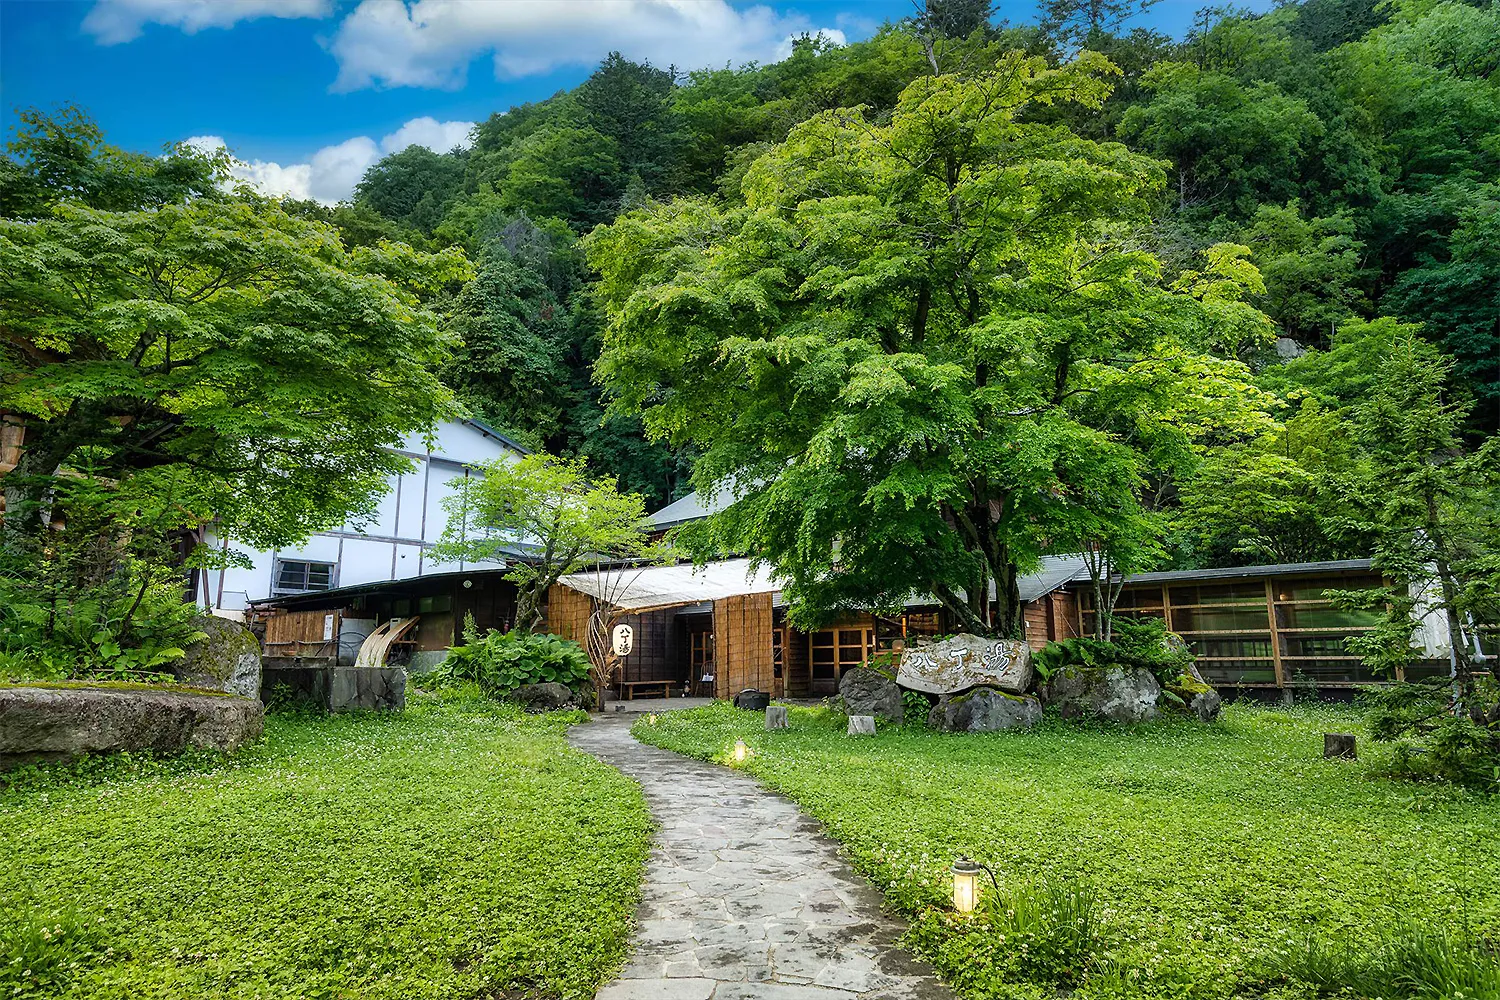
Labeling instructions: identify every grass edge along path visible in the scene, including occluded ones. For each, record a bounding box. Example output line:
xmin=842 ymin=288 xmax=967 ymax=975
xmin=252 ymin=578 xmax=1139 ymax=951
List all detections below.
xmin=633 ymin=701 xmax=1500 ymax=1000
xmin=0 ymin=693 xmax=652 ymax=1000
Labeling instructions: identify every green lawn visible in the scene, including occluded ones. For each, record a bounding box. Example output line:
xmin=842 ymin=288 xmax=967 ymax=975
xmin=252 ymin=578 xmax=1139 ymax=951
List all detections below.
xmin=634 ymin=702 xmax=1500 ymax=1000
xmin=0 ymin=693 xmax=651 ymax=1000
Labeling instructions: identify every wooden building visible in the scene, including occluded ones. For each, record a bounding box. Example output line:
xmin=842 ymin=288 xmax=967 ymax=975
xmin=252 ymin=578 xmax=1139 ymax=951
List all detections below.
xmin=251 ymin=569 xmax=519 ymax=668
xmin=547 ymin=556 xmax=1087 ymax=700
xmin=1064 ymin=559 xmax=1454 ymax=691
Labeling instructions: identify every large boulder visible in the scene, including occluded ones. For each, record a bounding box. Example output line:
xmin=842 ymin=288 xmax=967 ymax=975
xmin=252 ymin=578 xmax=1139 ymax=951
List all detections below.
xmin=929 ymin=688 xmax=1042 ymax=732
xmin=507 ymin=682 xmax=578 ymax=713
xmin=1041 ymin=666 xmax=1161 ymax=723
xmin=0 ymin=686 xmax=263 ymax=768
xmin=838 ymin=666 xmax=903 ymax=723
xmin=897 ymin=634 xmax=1033 ymax=695
xmin=173 ymin=615 xmax=261 ymax=699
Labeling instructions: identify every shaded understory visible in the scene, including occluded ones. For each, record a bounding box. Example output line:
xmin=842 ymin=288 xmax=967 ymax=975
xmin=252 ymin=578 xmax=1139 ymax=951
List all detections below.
xmin=0 ymin=693 xmax=651 ymax=1000
xmin=633 ymin=702 xmax=1500 ymax=1000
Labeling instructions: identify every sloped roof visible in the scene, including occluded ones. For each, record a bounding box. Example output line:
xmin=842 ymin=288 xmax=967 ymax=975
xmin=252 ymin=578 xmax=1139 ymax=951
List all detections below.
xmin=556 ymin=552 xmax=1088 ymax=615
xmin=1018 ymin=555 xmax=1092 ymax=602
xmin=1117 ymin=558 xmax=1373 ymax=585
xmin=647 ymin=489 xmax=729 ymax=529
xmin=557 ymin=558 xmax=781 ymax=612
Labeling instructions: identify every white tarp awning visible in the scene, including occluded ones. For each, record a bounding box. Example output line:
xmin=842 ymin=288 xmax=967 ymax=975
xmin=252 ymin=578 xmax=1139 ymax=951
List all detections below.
xmin=557 ymin=558 xmax=782 ymax=612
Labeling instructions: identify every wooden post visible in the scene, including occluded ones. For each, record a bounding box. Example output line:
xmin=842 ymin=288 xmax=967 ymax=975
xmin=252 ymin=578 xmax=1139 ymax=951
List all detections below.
xmin=765 ymin=705 xmax=789 ymax=730
xmin=848 ymin=715 xmax=876 ymax=736
xmin=1265 ymin=578 xmax=1286 ymax=690
xmin=1324 ymin=733 xmax=1357 ymax=759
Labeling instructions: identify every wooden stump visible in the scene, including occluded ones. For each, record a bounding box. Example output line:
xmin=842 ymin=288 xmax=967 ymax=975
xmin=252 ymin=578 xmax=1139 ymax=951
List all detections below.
xmin=848 ymin=714 xmax=876 ymax=736
xmin=1324 ymin=733 xmax=1357 ymax=759
xmin=765 ymin=705 xmax=789 ymax=730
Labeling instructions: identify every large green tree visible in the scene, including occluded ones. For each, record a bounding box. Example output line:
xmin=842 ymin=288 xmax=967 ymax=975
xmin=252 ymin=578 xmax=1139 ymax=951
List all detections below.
xmin=588 ymin=57 xmax=1272 ymax=637
xmin=0 ymin=197 xmax=469 ymax=550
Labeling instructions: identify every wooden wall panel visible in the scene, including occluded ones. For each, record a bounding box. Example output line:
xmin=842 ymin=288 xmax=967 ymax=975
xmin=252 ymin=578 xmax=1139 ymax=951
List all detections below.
xmin=264 ymin=609 xmax=340 ymax=656
xmin=712 ymin=593 xmax=774 ymax=699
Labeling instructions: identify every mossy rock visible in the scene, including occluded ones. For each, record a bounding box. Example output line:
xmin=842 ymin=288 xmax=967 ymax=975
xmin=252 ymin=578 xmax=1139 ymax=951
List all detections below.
xmin=174 ymin=616 xmax=262 ymax=699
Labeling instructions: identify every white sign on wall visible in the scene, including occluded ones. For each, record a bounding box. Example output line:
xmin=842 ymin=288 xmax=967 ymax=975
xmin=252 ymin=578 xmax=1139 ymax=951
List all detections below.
xmin=322 ymin=614 xmax=335 ymax=641
xmin=611 ymin=624 xmax=635 ymax=657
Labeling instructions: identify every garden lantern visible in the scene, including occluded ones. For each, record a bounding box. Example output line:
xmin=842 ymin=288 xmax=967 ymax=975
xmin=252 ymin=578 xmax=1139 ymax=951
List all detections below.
xmin=951 ymin=856 xmax=997 ymax=914
xmin=733 ymin=739 xmax=748 ymax=763
xmin=951 ymin=857 xmax=981 ymax=913
xmin=648 ymin=714 xmax=657 ymax=725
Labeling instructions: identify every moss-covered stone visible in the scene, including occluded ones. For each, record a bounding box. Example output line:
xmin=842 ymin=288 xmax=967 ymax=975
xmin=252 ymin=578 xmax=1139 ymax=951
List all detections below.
xmin=173 ymin=615 xmax=262 ymax=699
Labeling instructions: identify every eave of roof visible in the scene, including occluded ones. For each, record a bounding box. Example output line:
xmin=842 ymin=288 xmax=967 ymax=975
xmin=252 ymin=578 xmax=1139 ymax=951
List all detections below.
xmin=1113 ymin=558 xmax=1374 ymax=586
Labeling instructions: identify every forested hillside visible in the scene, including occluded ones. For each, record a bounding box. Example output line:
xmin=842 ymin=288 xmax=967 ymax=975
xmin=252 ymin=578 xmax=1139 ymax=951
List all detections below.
xmin=314 ymin=0 xmax=1497 ymax=521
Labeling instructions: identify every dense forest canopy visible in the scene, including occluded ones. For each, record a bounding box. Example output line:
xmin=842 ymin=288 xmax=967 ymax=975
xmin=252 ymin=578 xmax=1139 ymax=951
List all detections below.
xmin=296 ymin=0 xmax=1496 ymax=506
xmin=4 ymin=0 xmax=1496 ymax=659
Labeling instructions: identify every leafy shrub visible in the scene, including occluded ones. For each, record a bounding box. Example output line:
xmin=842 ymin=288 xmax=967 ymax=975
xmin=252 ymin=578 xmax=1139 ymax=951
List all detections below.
xmin=902 ymin=689 xmax=933 ymax=726
xmin=436 ymin=628 xmax=590 ymax=698
xmin=1268 ymin=923 xmax=1500 ymax=998
xmin=0 ymin=474 xmax=211 ymax=683
xmin=1365 ymin=678 xmax=1500 ymax=790
xmin=1033 ymin=617 xmax=1195 ymax=687
xmin=985 ymin=877 xmax=1104 ymax=985
xmin=0 ymin=909 xmax=109 ymax=998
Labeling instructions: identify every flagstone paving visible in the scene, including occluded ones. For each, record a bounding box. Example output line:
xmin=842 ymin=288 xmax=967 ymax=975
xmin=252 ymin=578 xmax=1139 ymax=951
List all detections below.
xmin=569 ymin=716 xmax=954 ymax=1000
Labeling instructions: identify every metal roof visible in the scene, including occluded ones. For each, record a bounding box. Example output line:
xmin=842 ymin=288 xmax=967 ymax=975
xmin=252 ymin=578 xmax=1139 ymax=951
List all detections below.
xmin=646 ymin=488 xmax=729 ymax=529
xmin=461 ymin=418 xmax=530 ymax=456
xmin=558 ymin=558 xmax=781 ymax=613
xmin=1115 ymin=558 xmax=1374 ymax=586
xmin=1018 ymin=555 xmax=1092 ymax=602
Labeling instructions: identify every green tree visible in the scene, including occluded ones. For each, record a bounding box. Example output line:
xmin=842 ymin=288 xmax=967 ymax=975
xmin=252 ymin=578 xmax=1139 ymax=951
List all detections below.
xmin=1 ymin=105 xmax=228 ymax=219
xmin=0 ymin=197 xmax=469 ymax=551
xmin=431 ymin=454 xmax=662 ymax=632
xmin=1040 ymin=0 xmax=1161 ymax=47
xmin=1240 ymin=201 xmax=1367 ymax=346
xmin=1333 ymin=339 xmax=1499 ymax=717
xmin=1175 ymin=398 xmax=1361 ymax=564
xmin=587 ymin=58 xmax=1274 ymax=637
xmin=576 ymin=52 xmax=682 ymax=191
xmin=444 ymin=248 xmax=577 ymax=453
xmin=1118 ymin=62 xmax=1322 ymax=220
xmin=354 ymin=144 xmax=467 ymax=235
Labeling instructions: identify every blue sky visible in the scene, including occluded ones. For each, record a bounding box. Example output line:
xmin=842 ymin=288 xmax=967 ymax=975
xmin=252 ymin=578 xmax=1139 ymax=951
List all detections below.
xmin=2 ymin=0 xmax=1262 ymax=204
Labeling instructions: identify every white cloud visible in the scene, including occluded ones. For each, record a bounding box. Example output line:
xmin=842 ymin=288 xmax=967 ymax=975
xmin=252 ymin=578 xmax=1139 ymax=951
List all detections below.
xmin=186 ymin=116 xmax=474 ymax=205
xmin=84 ymin=0 xmax=331 ymax=45
xmin=328 ymin=0 xmax=846 ymax=91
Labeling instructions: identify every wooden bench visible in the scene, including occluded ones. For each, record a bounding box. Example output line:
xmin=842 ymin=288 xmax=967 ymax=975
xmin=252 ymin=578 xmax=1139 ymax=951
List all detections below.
xmin=618 ymin=680 xmax=675 ymax=700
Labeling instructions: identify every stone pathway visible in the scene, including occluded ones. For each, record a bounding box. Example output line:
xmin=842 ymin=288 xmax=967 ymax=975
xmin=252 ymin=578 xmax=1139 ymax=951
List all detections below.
xmin=568 ymin=717 xmax=954 ymax=1000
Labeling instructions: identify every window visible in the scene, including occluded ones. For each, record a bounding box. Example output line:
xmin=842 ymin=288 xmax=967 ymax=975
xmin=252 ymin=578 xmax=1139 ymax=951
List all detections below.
xmin=274 ymin=559 xmax=335 ymax=594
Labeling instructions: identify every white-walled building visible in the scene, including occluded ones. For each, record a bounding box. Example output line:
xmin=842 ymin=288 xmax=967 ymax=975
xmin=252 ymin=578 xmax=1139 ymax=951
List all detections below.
xmin=201 ymin=419 xmax=527 ymax=614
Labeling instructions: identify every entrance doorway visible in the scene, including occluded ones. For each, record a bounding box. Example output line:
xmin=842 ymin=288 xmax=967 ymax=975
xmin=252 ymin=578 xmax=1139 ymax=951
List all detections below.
xmin=808 ymin=626 xmax=873 ymax=694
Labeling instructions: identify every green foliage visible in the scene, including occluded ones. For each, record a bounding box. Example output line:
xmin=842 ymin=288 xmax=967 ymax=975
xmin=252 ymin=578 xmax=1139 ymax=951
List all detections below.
xmin=902 ymin=689 xmax=934 ymax=727
xmin=0 ymin=909 xmax=109 ymax=999
xmin=0 ymin=475 xmax=208 ymax=681
xmin=0 ymin=183 xmax=470 ymax=555
xmin=588 ymin=56 xmax=1275 ymax=637
xmin=354 ymin=144 xmax=467 ymax=235
xmin=636 ymin=701 xmax=1500 ymax=1000
xmin=431 ymin=452 xmax=664 ymax=631
xmin=0 ymin=105 xmax=228 ymax=218
xmin=0 ymin=698 xmax=651 ymax=1000
xmin=1267 ymin=923 xmax=1500 ymax=999
xmin=985 ymin=877 xmax=1103 ymax=984
xmin=436 ymin=630 xmax=591 ymax=697
xmin=1364 ymin=679 xmax=1500 ymax=790
xmin=1033 ymin=616 xmax=1194 ymax=685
